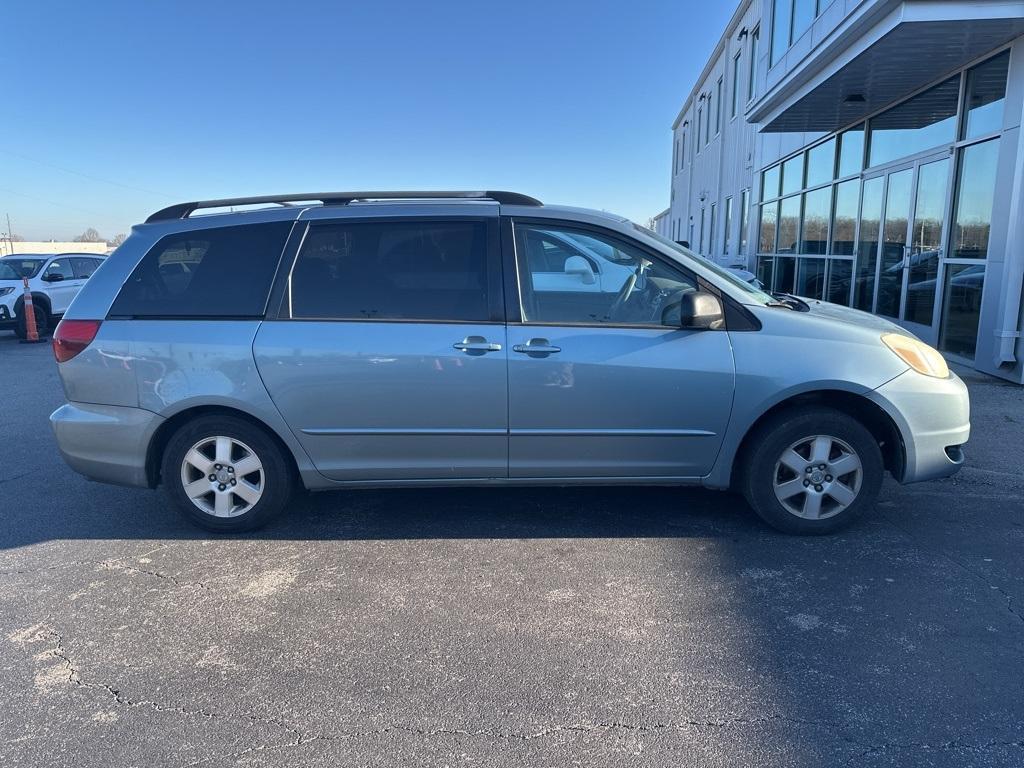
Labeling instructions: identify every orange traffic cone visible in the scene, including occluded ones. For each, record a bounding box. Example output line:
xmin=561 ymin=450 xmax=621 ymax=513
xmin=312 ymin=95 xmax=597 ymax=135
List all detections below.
xmin=19 ymin=276 xmax=44 ymax=344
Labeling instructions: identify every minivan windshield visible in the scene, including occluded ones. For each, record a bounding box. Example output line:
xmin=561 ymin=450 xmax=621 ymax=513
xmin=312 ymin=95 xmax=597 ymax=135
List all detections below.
xmin=0 ymin=257 xmax=46 ymax=280
xmin=632 ymin=223 xmax=777 ymax=305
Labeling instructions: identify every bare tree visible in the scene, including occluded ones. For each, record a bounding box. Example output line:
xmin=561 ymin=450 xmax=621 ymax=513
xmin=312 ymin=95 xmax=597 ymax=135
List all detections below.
xmin=108 ymin=233 xmax=127 ymax=247
xmin=73 ymin=227 xmax=104 ymax=243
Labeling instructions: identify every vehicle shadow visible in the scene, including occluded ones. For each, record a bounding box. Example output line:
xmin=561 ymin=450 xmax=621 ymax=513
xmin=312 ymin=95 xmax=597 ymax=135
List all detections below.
xmin=2 ymin=477 xmax=771 ymax=550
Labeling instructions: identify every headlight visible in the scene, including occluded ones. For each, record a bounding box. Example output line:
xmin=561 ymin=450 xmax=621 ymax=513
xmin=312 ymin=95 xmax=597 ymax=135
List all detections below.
xmin=0 ymin=287 xmax=14 ymax=297
xmin=881 ymin=333 xmax=949 ymax=379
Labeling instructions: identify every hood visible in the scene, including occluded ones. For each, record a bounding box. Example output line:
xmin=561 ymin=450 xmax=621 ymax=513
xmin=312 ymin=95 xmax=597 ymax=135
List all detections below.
xmin=798 ymin=298 xmax=915 ymax=337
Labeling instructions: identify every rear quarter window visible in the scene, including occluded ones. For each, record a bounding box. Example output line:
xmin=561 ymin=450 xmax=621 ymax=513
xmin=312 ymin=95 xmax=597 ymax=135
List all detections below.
xmin=109 ymin=222 xmax=292 ymax=318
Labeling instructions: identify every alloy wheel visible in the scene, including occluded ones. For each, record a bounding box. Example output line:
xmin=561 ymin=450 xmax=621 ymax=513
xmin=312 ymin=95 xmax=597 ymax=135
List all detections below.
xmin=179 ymin=436 xmax=264 ymax=518
xmin=772 ymin=435 xmax=863 ymax=520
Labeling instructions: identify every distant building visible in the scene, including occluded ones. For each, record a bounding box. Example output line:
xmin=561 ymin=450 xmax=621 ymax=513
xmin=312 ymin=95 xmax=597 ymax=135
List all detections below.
xmin=1 ymin=241 xmax=110 ymax=257
xmin=660 ymin=0 xmax=1024 ymax=383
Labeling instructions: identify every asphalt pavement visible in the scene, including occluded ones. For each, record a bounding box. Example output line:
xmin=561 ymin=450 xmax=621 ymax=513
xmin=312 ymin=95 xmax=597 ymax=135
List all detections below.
xmin=1 ymin=333 xmax=1022 ymax=767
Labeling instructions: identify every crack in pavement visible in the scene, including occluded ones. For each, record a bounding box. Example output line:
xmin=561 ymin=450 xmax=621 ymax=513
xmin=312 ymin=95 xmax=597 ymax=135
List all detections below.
xmin=880 ymin=512 xmax=1024 ymax=628
xmin=12 ymin=623 xmax=1023 ymax=766
xmin=19 ymin=625 xmax=299 ymax=737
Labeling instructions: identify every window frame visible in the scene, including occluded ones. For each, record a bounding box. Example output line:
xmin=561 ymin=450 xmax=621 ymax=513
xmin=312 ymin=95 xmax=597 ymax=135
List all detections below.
xmin=506 ymin=216 xmax=705 ymax=331
xmin=731 ymin=52 xmax=742 ymax=119
xmin=273 ymin=215 xmax=504 ymax=325
xmin=747 ymin=26 xmax=759 ymax=103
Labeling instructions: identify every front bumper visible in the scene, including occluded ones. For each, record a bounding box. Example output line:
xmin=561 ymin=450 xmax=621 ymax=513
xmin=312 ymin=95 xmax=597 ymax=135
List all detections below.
xmin=0 ymin=297 xmax=16 ymax=328
xmin=50 ymin=402 xmax=165 ymax=488
xmin=868 ymin=369 xmax=970 ymax=484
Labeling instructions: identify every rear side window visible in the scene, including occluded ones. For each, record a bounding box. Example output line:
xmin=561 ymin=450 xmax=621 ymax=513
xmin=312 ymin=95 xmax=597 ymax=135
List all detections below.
xmin=289 ymin=220 xmax=489 ymax=321
xmin=72 ymin=257 xmax=102 ymax=279
xmin=110 ymin=223 xmax=292 ymax=318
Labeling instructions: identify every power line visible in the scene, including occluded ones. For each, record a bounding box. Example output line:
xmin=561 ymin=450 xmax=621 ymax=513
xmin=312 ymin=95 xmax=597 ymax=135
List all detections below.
xmin=0 ymin=149 xmax=174 ymax=199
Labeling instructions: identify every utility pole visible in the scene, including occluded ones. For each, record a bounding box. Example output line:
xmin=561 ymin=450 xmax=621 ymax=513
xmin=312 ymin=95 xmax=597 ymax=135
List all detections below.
xmin=4 ymin=214 xmax=13 ymax=256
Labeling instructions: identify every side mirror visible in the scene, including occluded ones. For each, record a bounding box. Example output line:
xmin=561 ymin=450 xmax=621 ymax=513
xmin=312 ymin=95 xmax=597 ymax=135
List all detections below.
xmin=43 ymin=272 xmax=64 ymax=283
xmin=563 ymin=255 xmax=596 ymax=285
xmin=679 ymin=291 xmax=725 ymax=330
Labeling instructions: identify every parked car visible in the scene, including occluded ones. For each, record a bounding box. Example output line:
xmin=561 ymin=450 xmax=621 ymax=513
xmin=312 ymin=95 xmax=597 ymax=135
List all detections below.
xmin=49 ymin=191 xmax=969 ymax=535
xmin=0 ymin=253 xmax=106 ymax=338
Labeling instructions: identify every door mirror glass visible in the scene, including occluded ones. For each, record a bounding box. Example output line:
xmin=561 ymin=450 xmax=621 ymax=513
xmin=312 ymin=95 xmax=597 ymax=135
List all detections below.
xmin=563 ymin=255 xmax=596 ymax=285
xmin=678 ymin=291 xmax=725 ymax=330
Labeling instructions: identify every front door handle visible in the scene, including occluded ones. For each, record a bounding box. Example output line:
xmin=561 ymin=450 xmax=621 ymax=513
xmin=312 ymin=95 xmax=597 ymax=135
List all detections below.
xmin=453 ymin=336 xmax=502 ymax=354
xmin=512 ymin=338 xmax=561 ymax=356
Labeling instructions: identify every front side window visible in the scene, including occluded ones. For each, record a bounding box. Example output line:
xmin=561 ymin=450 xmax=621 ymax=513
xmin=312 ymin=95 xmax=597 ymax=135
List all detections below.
xmin=515 ymin=223 xmax=698 ymax=327
xmin=110 ymin=222 xmax=292 ymax=318
xmin=289 ymin=220 xmax=490 ymax=321
xmin=44 ymin=260 xmax=75 ymax=281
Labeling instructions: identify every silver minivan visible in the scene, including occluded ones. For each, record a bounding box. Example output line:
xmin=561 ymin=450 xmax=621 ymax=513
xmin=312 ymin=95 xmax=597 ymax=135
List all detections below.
xmin=49 ymin=191 xmax=970 ymax=534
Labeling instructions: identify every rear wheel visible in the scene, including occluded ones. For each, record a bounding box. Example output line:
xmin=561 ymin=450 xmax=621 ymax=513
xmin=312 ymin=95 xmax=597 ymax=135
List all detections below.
xmin=14 ymin=304 xmax=48 ymax=339
xmin=740 ymin=407 xmax=883 ymax=535
xmin=161 ymin=415 xmax=293 ymax=533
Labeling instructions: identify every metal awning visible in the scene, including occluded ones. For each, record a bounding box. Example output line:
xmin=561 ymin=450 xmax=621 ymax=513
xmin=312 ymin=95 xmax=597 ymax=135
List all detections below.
xmin=752 ymin=12 xmax=1024 ymax=133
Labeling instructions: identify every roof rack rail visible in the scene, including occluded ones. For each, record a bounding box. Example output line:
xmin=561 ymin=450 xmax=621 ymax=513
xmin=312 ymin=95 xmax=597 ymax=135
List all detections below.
xmin=145 ymin=190 xmax=542 ymax=222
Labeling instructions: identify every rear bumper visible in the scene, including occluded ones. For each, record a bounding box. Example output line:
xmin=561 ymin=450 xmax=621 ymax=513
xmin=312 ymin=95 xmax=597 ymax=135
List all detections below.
xmin=868 ymin=370 xmax=970 ymax=484
xmin=50 ymin=402 xmax=164 ymax=488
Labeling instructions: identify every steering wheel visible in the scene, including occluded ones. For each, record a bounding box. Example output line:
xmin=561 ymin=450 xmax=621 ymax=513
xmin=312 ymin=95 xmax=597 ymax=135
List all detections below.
xmin=606 ymin=270 xmax=640 ymax=320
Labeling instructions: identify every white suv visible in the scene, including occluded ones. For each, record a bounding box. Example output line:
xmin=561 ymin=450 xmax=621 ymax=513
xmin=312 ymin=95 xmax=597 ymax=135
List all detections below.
xmin=0 ymin=253 xmax=106 ymax=338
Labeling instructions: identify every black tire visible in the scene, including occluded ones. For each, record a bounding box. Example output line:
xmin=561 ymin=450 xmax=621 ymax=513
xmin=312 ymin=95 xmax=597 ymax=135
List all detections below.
xmin=14 ymin=304 xmax=48 ymax=340
xmin=739 ymin=406 xmax=884 ymax=535
xmin=161 ymin=415 xmax=294 ymax=533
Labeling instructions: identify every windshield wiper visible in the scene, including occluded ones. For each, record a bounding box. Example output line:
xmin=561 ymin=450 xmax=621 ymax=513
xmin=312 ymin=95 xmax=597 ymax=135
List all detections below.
xmin=770 ymin=292 xmax=810 ymax=312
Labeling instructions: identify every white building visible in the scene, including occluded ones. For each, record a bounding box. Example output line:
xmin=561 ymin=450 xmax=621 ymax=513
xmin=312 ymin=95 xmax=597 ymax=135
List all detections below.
xmin=1 ymin=241 xmax=109 ymax=256
xmin=662 ymin=0 xmax=1024 ymax=383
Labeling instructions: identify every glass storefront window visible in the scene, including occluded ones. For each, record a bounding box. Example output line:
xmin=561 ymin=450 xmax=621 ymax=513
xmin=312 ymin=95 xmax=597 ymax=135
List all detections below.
xmin=796 ymin=257 xmax=826 ymax=299
xmin=905 ymin=158 xmax=950 ymax=325
xmin=762 ymin=165 xmax=781 ymax=200
xmin=831 ymin=179 xmax=859 ymax=255
xmin=774 ymin=256 xmax=796 ymax=292
xmin=939 ymin=264 xmax=986 ymax=359
xmin=950 ymin=138 xmax=1000 ymax=259
xmin=777 ymin=195 xmax=801 ymax=253
xmin=963 ymin=51 xmax=1010 ymax=141
xmin=827 ymin=259 xmax=853 ymax=306
xmin=837 ymin=125 xmax=865 ymax=178
xmin=801 ymin=186 xmax=831 ymax=254
xmin=757 ymin=255 xmax=775 ymax=288
xmin=868 ymin=76 xmax=960 ymax=167
xmin=782 ymin=154 xmax=804 ymax=196
xmin=876 ymin=168 xmax=913 ymax=318
xmin=759 ymin=202 xmax=778 ymax=253
xmin=853 ymin=176 xmax=884 ymax=311
xmin=805 ymin=138 xmax=836 ymax=188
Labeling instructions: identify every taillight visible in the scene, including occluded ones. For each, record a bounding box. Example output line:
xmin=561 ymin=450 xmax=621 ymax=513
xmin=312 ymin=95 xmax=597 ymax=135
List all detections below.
xmin=52 ymin=319 xmax=102 ymax=363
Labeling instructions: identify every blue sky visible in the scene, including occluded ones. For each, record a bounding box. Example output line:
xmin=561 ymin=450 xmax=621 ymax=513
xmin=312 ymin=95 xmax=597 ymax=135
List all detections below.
xmin=2 ymin=1 xmax=734 ymax=241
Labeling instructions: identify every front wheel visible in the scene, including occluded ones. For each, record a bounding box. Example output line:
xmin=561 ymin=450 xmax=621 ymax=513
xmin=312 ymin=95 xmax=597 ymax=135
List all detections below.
xmin=740 ymin=407 xmax=884 ymax=535
xmin=161 ymin=415 xmax=294 ymax=533
xmin=14 ymin=304 xmax=48 ymax=339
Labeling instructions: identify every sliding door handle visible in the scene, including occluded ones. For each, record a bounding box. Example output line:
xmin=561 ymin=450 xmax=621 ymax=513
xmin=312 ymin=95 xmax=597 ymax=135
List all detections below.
xmin=453 ymin=336 xmax=502 ymax=354
xmin=512 ymin=338 xmax=561 ymax=356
